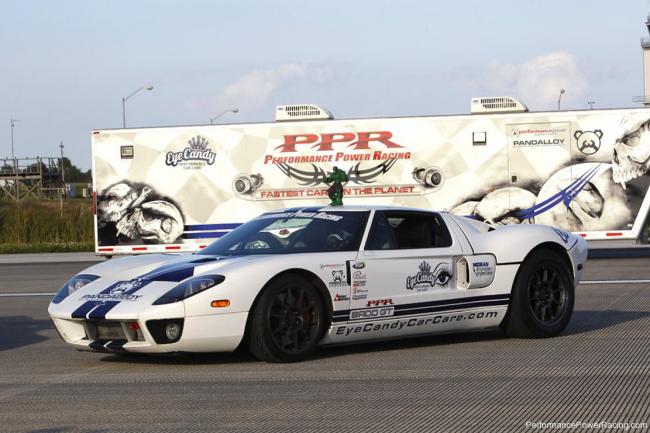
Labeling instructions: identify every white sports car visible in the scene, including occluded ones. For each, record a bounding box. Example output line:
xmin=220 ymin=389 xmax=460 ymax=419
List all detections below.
xmin=49 ymin=205 xmax=587 ymax=362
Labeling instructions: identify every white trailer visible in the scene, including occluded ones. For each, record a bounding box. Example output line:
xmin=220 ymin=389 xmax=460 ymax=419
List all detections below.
xmin=92 ymin=100 xmax=650 ymax=255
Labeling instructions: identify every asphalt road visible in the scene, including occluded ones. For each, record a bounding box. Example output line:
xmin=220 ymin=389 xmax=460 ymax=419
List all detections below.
xmin=0 ymin=259 xmax=649 ymax=432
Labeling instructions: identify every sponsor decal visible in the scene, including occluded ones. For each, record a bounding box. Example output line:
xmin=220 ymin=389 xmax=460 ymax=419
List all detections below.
xmin=80 ymin=280 xmax=146 ymax=302
xmin=472 ymin=261 xmax=493 ymax=278
xmin=552 ymin=227 xmax=570 ymax=243
xmin=273 ymin=131 xmax=404 ymax=153
xmin=336 ymin=311 xmax=500 ymax=336
xmin=350 ymin=306 xmax=395 ymax=321
xmin=165 ymin=135 xmax=217 ymax=168
xmin=406 ymin=261 xmax=452 ymax=291
xmin=508 ymin=123 xmax=570 ymax=147
xmin=352 ymin=262 xmax=366 ymax=269
xmin=574 ymin=130 xmax=603 ymax=155
xmin=320 ymin=263 xmax=344 ymax=270
xmin=257 ymin=210 xmax=343 ymax=221
xmin=81 ymin=293 xmax=143 ymax=301
xmin=334 ymin=293 xmax=349 ymax=302
xmin=352 ymin=293 xmax=368 ymax=300
xmin=353 ymin=270 xmax=366 ymax=279
xmin=367 ymin=298 xmax=394 ymax=307
xmin=352 ymin=281 xmax=367 ymax=288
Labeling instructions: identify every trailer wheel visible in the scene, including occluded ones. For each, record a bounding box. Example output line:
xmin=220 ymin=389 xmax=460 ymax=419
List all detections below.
xmin=502 ymin=249 xmax=574 ymax=338
xmin=248 ymin=274 xmax=326 ymax=362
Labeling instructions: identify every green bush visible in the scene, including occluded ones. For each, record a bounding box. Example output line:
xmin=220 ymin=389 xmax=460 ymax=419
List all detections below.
xmin=0 ymin=200 xmax=94 ymax=246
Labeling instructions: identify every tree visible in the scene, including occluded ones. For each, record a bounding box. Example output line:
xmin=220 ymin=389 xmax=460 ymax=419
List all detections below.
xmin=60 ymin=157 xmax=91 ymax=182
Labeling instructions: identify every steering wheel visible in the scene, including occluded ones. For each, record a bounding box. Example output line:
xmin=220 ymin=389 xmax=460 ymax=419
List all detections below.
xmin=243 ymin=232 xmax=283 ymax=250
xmin=326 ymin=233 xmax=344 ymax=250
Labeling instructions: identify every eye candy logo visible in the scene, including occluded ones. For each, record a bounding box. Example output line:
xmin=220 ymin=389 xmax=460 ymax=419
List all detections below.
xmin=166 ymin=135 xmax=217 ymax=167
xmin=406 ymin=261 xmax=452 ymax=291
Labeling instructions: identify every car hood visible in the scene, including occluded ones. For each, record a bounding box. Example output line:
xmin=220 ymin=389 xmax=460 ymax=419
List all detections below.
xmin=48 ymin=253 xmax=259 ymax=320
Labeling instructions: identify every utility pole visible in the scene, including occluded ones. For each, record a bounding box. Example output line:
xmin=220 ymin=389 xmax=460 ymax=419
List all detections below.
xmin=10 ymin=118 xmax=19 ymax=159
xmin=59 ymin=141 xmax=65 ymax=183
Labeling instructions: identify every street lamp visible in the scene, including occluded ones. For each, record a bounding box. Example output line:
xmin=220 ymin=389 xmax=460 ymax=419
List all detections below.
xmin=210 ymin=108 xmax=239 ymax=124
xmin=122 ymin=85 xmax=154 ymax=128
xmin=10 ymin=118 xmax=19 ymax=159
xmin=557 ymin=89 xmax=566 ymax=111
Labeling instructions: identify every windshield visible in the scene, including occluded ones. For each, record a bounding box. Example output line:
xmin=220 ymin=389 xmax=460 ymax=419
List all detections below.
xmin=199 ymin=210 xmax=370 ymax=256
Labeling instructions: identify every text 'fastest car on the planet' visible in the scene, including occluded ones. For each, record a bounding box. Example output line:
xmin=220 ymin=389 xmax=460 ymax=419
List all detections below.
xmin=49 ymin=205 xmax=587 ymax=362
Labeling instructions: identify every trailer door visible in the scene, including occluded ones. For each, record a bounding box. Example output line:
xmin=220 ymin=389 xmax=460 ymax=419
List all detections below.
xmin=506 ymin=122 xmax=572 ymax=188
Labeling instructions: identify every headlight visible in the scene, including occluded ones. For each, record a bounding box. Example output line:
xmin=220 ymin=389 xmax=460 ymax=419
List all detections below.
xmin=153 ymin=274 xmax=225 ymax=305
xmin=52 ymin=274 xmax=99 ymax=304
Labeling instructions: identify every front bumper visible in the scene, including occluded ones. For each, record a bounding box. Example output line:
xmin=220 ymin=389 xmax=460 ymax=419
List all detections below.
xmin=50 ymin=312 xmax=249 ymax=354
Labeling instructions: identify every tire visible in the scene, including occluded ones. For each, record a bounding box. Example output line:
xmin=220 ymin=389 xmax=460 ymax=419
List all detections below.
xmin=248 ymin=274 xmax=327 ymax=362
xmin=502 ymin=248 xmax=574 ymax=338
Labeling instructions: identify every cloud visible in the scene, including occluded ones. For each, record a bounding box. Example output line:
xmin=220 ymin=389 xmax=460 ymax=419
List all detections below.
xmin=456 ymin=51 xmax=587 ymax=110
xmin=214 ymin=63 xmax=333 ymax=115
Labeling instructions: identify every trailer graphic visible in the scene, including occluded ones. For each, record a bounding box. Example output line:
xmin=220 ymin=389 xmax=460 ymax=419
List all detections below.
xmin=92 ymin=103 xmax=650 ymax=255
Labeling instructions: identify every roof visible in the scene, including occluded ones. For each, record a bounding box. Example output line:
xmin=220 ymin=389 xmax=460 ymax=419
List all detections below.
xmin=270 ymin=204 xmax=443 ymax=213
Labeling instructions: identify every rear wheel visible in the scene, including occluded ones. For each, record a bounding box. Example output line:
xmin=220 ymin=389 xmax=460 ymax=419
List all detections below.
xmin=502 ymin=249 xmax=574 ymax=338
xmin=248 ymin=274 xmax=326 ymax=362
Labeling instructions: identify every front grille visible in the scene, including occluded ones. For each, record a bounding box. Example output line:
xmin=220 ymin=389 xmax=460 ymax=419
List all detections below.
xmin=84 ymin=321 xmax=127 ymax=341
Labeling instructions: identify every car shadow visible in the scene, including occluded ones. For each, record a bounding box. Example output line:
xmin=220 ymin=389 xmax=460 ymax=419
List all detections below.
xmin=98 ymin=309 xmax=650 ymax=364
xmin=0 ymin=316 xmax=52 ymax=353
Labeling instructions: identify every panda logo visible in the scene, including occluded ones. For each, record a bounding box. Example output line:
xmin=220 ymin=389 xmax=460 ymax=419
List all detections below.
xmin=574 ymin=130 xmax=603 ymax=155
xmin=109 ymin=280 xmax=142 ymax=295
xmin=332 ymin=270 xmax=344 ymax=283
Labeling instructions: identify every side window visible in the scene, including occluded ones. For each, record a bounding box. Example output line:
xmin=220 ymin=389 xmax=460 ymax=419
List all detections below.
xmin=365 ymin=211 xmax=452 ymax=250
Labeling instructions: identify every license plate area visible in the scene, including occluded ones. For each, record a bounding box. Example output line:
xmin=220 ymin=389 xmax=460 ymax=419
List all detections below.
xmin=87 ymin=321 xmax=127 ymax=340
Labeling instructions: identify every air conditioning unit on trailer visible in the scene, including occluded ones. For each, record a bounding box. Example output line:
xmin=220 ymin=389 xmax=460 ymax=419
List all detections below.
xmin=470 ymin=96 xmax=528 ymax=114
xmin=275 ymin=104 xmax=333 ymax=122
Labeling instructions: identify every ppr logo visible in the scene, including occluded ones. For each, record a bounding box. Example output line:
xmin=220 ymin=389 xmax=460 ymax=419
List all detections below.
xmin=275 ymin=131 xmax=404 ymax=152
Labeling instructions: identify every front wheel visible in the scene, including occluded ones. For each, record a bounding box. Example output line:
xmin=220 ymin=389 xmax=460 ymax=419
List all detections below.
xmin=248 ymin=274 xmax=326 ymax=362
xmin=502 ymin=249 xmax=574 ymax=338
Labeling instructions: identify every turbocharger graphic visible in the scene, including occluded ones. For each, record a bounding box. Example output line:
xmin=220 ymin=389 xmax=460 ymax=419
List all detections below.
xmin=412 ymin=166 xmax=444 ymax=188
xmin=233 ymin=173 xmax=264 ymax=195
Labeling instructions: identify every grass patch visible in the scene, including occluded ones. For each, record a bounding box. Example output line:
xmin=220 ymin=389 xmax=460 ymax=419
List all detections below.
xmin=0 ymin=242 xmax=94 ymax=254
xmin=0 ymin=200 xmax=94 ymax=253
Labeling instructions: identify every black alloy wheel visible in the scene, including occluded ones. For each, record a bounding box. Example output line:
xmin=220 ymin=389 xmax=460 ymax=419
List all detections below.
xmin=501 ymin=248 xmax=574 ymax=338
xmin=268 ymin=285 xmax=320 ymax=353
xmin=527 ymin=265 xmax=567 ymax=325
xmin=249 ymin=274 xmax=326 ymax=362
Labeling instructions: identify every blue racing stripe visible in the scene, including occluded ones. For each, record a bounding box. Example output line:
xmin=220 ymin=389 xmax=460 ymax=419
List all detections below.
xmin=71 ymin=301 xmax=103 ymax=319
xmin=87 ymin=301 xmax=121 ymax=319
xmin=184 ymin=223 xmax=242 ymax=231
xmin=333 ymin=294 xmax=511 ymax=322
xmin=182 ymin=231 xmax=227 ymax=239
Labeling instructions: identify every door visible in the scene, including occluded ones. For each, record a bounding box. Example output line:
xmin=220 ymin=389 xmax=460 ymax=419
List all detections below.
xmin=350 ymin=210 xmax=466 ymax=321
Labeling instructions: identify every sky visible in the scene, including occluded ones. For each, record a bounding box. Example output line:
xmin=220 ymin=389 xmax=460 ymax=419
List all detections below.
xmin=1 ymin=0 xmax=650 ymax=169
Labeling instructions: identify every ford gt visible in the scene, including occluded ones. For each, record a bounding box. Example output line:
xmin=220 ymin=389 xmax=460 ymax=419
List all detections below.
xmin=49 ymin=205 xmax=588 ymax=362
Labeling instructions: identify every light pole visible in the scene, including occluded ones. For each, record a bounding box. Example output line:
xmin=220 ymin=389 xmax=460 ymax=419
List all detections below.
xmin=557 ymin=89 xmax=566 ymax=111
xmin=210 ymin=108 xmax=239 ymax=124
xmin=122 ymin=86 xmax=154 ymax=128
xmin=588 ymin=100 xmax=595 ymax=110
xmin=10 ymin=118 xmax=19 ymax=159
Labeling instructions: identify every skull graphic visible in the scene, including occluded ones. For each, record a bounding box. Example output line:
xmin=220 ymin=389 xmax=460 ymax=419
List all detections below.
xmin=97 ymin=183 xmax=139 ymax=223
xmin=612 ymin=117 xmax=650 ymax=186
xmin=136 ymin=200 xmax=184 ymax=244
xmin=473 ymin=187 xmax=537 ymax=225
xmin=535 ymin=163 xmax=631 ymax=231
